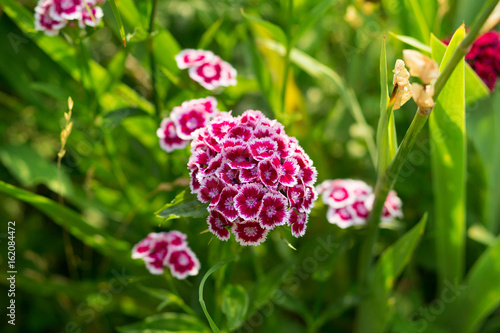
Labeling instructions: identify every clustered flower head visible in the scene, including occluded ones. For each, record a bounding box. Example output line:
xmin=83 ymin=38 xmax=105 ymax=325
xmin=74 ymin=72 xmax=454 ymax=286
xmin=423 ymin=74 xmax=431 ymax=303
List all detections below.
xmin=188 ymin=110 xmax=317 ymax=245
xmin=316 ymin=179 xmax=403 ymax=228
xmin=157 ymin=97 xmax=219 ymax=152
xmin=34 ymin=0 xmax=104 ymax=36
xmin=176 ymin=49 xmax=237 ymax=90
xmin=465 ymin=31 xmax=500 ymax=90
xmin=132 ymin=231 xmax=200 ymax=279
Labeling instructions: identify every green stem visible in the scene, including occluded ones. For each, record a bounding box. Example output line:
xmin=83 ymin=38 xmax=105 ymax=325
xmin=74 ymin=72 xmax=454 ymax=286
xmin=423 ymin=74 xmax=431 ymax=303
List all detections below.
xmin=280 ymin=0 xmax=293 ymax=125
xmin=357 ymin=0 xmax=500 ymax=288
xmin=149 ymin=0 xmax=160 ymax=118
xmin=199 ymin=256 xmax=238 ymax=333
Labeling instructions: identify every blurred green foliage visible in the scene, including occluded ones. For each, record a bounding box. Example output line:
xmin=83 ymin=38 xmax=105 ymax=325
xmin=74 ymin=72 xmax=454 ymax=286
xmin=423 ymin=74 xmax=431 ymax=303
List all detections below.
xmin=1 ymin=0 xmax=500 ymax=332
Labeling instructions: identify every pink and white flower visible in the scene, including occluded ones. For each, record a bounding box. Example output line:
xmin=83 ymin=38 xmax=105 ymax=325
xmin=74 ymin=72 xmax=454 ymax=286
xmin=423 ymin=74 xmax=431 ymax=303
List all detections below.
xmin=34 ymin=0 xmax=104 ymax=36
xmin=164 ymin=247 xmax=201 ymax=279
xmin=233 ymin=221 xmax=269 ymax=246
xmin=175 ymin=49 xmax=237 ymax=90
xmin=316 ymin=179 xmax=403 ymax=228
xmin=156 ymin=118 xmax=190 ymax=153
xmin=188 ymin=110 xmax=317 ymax=245
xmin=35 ymin=0 xmax=67 ymax=36
xmin=175 ymin=49 xmax=215 ymax=70
xmin=157 ymin=97 xmax=219 ymax=153
xmin=132 ymin=231 xmax=200 ymax=279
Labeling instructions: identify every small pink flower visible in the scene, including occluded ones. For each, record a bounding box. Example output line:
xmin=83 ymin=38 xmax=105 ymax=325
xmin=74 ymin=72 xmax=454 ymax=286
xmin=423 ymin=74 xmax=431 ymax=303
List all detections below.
xmin=258 ymin=193 xmax=289 ymax=229
xmin=271 ymin=156 xmax=299 ymax=187
xmin=225 ymin=146 xmax=255 ymax=169
xmin=156 ymin=118 xmax=190 ymax=153
xmin=184 ymin=55 xmax=237 ymax=90
xmin=317 ymin=179 xmax=403 ymax=228
xmin=289 ymin=209 xmax=308 ymax=238
xmin=234 ymin=183 xmax=265 ymax=220
xmin=233 ymin=221 xmax=269 ymax=246
xmin=132 ymin=231 xmax=200 ymax=279
xmin=131 ymin=232 xmax=156 ymax=259
xmin=215 ymin=187 xmax=239 ymax=221
xmin=207 ymin=210 xmax=233 ymax=240
xmin=198 ymin=175 xmax=225 ymax=205
xmin=249 ymin=138 xmax=278 ymax=160
xmin=50 ymin=0 xmax=83 ymax=21
xmin=35 ymin=0 xmax=67 ymax=36
xmin=257 ymin=159 xmax=279 ymax=187
xmin=175 ymin=49 xmax=215 ymax=70
xmin=158 ymin=97 xmax=218 ymax=153
xmin=165 ymin=247 xmax=200 ymax=279
xmin=79 ymin=3 xmax=103 ymax=28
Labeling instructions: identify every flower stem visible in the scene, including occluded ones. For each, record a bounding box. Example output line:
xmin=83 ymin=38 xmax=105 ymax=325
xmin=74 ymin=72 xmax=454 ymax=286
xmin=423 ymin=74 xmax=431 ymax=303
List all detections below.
xmin=149 ymin=0 xmax=160 ymax=119
xmin=357 ymin=0 xmax=500 ymax=288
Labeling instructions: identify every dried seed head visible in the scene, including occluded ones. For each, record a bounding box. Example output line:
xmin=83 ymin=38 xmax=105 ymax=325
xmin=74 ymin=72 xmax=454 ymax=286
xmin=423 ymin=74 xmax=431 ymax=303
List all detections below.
xmin=403 ymin=49 xmax=439 ymax=84
xmin=411 ymin=83 xmax=435 ymax=109
xmin=392 ymin=59 xmax=412 ymax=110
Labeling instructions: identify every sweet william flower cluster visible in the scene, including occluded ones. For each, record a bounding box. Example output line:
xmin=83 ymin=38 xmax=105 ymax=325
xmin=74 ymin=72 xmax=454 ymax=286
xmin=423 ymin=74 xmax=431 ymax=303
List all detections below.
xmin=35 ymin=0 xmax=104 ymax=36
xmin=188 ymin=110 xmax=318 ymax=245
xmin=157 ymin=97 xmax=219 ymax=152
xmin=132 ymin=231 xmax=200 ymax=279
xmin=316 ymin=179 xmax=403 ymax=228
xmin=176 ymin=49 xmax=237 ymax=90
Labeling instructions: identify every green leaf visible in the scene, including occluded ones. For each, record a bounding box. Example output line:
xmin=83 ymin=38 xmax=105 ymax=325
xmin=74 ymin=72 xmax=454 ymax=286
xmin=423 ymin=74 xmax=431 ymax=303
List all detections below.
xmin=466 ymin=90 xmax=500 ymax=232
xmin=376 ymin=37 xmax=397 ymax=177
xmin=138 ymin=285 xmax=185 ymax=311
xmin=156 ymin=189 xmax=209 ymax=220
xmin=107 ymin=0 xmax=127 ymax=46
xmin=291 ymin=0 xmax=338 ymax=46
xmin=260 ymin=39 xmax=377 ymax=166
xmin=222 ymin=284 xmax=249 ymax=330
xmin=242 ymin=9 xmax=287 ymax=45
xmin=0 ymin=181 xmax=133 ymax=263
xmin=126 ymin=27 xmax=149 ymax=43
xmin=430 ymin=34 xmax=489 ymax=105
xmin=117 ymin=313 xmax=209 ymax=333
xmin=389 ymin=32 xmax=432 ymax=53
xmin=0 ymin=144 xmax=73 ymax=195
xmin=102 ymin=107 xmax=151 ymax=128
xmin=405 ymin=0 xmax=431 ymax=44
xmin=431 ymin=234 xmax=500 ymax=333
xmin=429 ymin=27 xmax=466 ymax=287
xmin=198 ymin=19 xmax=223 ymax=50
xmin=356 ymin=214 xmax=428 ymax=333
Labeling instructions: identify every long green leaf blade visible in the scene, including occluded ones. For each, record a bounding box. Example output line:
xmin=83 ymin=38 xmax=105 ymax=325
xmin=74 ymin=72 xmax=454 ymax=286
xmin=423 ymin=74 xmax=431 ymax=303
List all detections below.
xmin=108 ymin=0 xmax=127 ymax=47
xmin=376 ymin=37 xmax=397 ymax=177
xmin=356 ymin=214 xmax=427 ymax=333
xmin=0 ymin=181 xmax=133 ymax=262
xmin=429 ymin=27 xmax=466 ymax=287
xmin=431 ymin=234 xmax=500 ymax=333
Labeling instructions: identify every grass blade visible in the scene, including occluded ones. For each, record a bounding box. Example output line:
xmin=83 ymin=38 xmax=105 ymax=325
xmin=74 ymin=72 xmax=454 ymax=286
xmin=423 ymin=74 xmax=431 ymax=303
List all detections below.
xmin=108 ymin=0 xmax=127 ymax=47
xmin=376 ymin=37 xmax=397 ymax=177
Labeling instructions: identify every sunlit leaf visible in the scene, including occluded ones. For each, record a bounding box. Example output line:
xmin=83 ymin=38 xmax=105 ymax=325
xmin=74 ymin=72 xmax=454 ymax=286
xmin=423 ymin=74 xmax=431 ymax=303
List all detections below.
xmin=156 ymin=189 xmax=209 ymax=220
xmin=429 ymin=26 xmax=466 ymax=287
